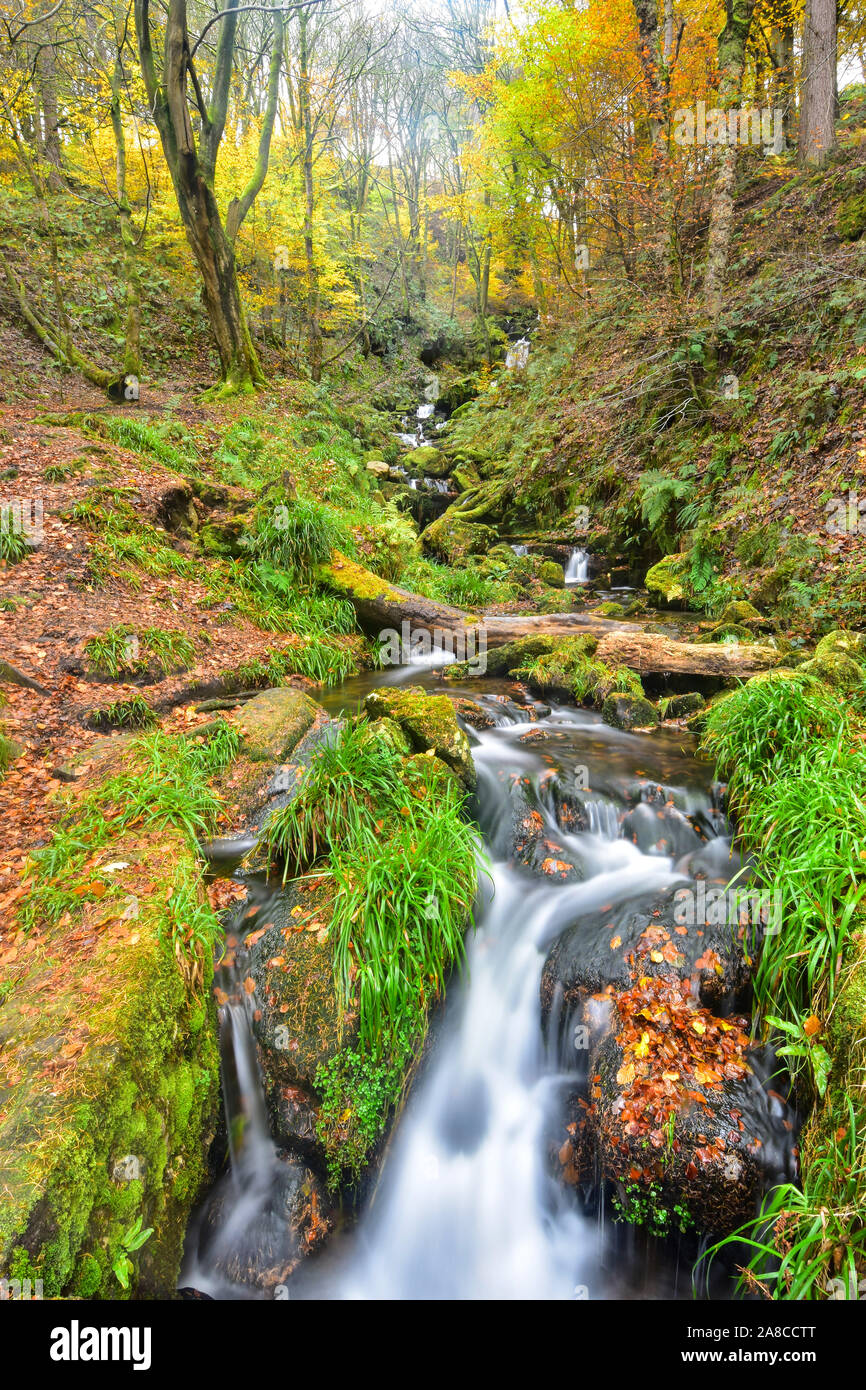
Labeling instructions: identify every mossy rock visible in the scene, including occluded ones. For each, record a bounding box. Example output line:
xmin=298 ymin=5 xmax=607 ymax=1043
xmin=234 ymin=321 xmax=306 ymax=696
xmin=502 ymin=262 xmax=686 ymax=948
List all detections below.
xmin=445 ymin=633 xmax=559 ymax=680
xmin=814 ymin=629 xmax=866 ymax=663
xmin=363 ymin=686 xmax=475 ymax=789
xmin=601 ymin=693 xmax=658 ymax=731
xmin=0 ymin=826 xmax=219 ymax=1298
xmin=402 ymin=446 xmax=450 ymax=479
xmin=537 ymin=589 xmax=575 ymax=613
xmin=695 ymin=622 xmax=753 ymax=645
xmin=235 ymin=687 xmax=319 ymax=763
xmin=659 ymin=692 xmax=706 ymax=720
xmin=837 ymin=191 xmax=866 ymax=241
xmin=644 ymin=553 xmax=688 ymax=603
xmin=198 ymin=517 xmax=247 ymax=557
xmin=800 ymin=652 xmax=866 ymax=692
xmin=719 ymin=600 xmax=764 ymax=626
xmin=419 ymin=512 xmax=496 ymax=564
xmin=539 ymin=559 xmax=565 ymax=589
xmin=247 ymin=877 xmax=349 ymax=1100
xmin=594 ymin=601 xmax=626 ymax=618
xmin=353 ymin=715 xmax=412 ymax=757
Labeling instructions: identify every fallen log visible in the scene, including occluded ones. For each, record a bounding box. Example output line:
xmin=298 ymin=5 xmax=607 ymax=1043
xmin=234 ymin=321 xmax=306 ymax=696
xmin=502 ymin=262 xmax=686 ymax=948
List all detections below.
xmin=593 ymin=629 xmax=778 ymax=678
xmin=317 ymin=553 xmax=781 ymax=679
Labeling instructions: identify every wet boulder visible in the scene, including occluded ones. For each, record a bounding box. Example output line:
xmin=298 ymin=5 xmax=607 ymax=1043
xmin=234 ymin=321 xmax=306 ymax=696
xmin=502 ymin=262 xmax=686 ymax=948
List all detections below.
xmin=451 ymin=696 xmax=495 ymax=731
xmin=364 ymin=685 xmax=475 ymax=789
xmin=601 ymin=693 xmax=658 ymax=731
xmin=540 ymin=884 xmax=754 ymax=1019
xmin=587 ymin=977 xmax=796 ymax=1235
xmin=402 ymin=445 xmax=450 ymax=478
xmin=621 ymin=800 xmax=707 ymax=858
xmin=192 ymin=1153 xmax=332 ymax=1293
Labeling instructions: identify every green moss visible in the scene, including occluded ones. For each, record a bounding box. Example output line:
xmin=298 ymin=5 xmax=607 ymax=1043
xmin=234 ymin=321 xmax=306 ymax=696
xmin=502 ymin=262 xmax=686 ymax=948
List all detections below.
xmin=837 ymin=191 xmax=866 ymax=241
xmin=644 ymin=552 xmax=688 ymax=602
xmin=364 ymin=685 xmax=475 ymax=788
xmin=539 ymin=559 xmax=565 ymax=588
xmin=0 ymin=827 xmax=219 ymax=1298
xmin=601 ymin=692 xmax=658 ymax=730
xmin=235 ymin=686 xmax=318 ymax=762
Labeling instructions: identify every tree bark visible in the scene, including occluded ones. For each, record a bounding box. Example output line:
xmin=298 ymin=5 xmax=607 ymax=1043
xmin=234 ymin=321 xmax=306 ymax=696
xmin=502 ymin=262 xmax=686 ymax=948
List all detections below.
xmin=799 ymin=0 xmax=837 ymax=167
xmin=134 ymin=0 xmax=264 ymax=393
xmin=702 ymin=0 xmax=758 ymax=322
xmin=298 ymin=9 xmax=322 ymax=382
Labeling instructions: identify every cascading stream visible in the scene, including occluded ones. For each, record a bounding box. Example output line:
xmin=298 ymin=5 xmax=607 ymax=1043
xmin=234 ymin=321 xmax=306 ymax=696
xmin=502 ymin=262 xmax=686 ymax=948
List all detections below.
xmin=184 ymin=668 xmax=760 ymax=1301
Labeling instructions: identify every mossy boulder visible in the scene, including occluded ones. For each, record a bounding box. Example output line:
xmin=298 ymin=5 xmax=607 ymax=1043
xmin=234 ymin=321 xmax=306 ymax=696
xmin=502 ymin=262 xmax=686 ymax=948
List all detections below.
xmin=539 ymin=559 xmax=565 ymax=589
xmin=660 ymin=692 xmax=706 ymax=720
xmin=0 ymin=826 xmax=219 ymax=1298
xmin=594 ymin=601 xmax=626 ymax=618
xmin=236 ymin=687 xmax=319 ymax=763
xmin=364 ymin=685 xmax=475 ymax=789
xmin=353 ymin=714 xmax=412 ymax=757
xmin=814 ymin=629 xmax=866 ymax=663
xmin=800 ymin=652 xmax=866 ymax=692
xmin=601 ymin=693 xmax=658 ymax=731
xmin=445 ymin=634 xmax=559 ymax=680
xmin=719 ymin=600 xmax=764 ymax=627
xmin=402 ymin=445 xmax=450 ymax=479
xmin=695 ymin=622 xmax=753 ymax=645
xmin=644 ymin=553 xmax=688 ymax=603
xmin=419 ymin=512 xmax=496 ymax=564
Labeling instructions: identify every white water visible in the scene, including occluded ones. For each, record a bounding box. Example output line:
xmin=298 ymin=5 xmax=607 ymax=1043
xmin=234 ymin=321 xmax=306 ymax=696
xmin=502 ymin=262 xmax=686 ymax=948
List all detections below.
xmin=505 ymin=337 xmax=531 ymax=370
xmin=565 ymin=547 xmax=589 ymax=584
xmin=326 ymin=719 xmax=681 ymax=1300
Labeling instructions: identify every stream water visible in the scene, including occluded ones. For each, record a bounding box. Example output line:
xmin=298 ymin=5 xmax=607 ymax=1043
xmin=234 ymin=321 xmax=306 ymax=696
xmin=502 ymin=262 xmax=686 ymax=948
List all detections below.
xmin=181 ymin=656 xmax=788 ymax=1300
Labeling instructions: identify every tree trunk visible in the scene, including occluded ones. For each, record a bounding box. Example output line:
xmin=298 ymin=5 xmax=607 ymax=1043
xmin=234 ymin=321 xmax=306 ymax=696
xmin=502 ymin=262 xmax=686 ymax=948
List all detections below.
xmin=134 ymin=0 xmax=263 ymax=393
xmin=702 ymin=0 xmax=758 ymax=322
xmin=317 ymin=553 xmax=780 ymax=677
xmin=299 ymin=10 xmax=322 ymax=382
xmin=110 ymin=55 xmax=141 ymax=376
xmin=799 ymin=0 xmax=837 ymax=167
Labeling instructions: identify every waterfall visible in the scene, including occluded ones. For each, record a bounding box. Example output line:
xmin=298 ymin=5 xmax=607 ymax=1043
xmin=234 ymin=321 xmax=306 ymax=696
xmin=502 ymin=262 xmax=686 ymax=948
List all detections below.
xmin=564 ymin=548 xmax=589 ymax=584
xmin=505 ymin=337 xmax=531 ymax=370
xmin=510 ymin=544 xmax=529 ymax=557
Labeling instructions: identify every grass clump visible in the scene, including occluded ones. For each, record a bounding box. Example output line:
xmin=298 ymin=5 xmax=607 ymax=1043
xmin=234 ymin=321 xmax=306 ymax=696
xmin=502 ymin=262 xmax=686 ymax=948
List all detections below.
xmin=85 ymin=625 xmax=196 ymax=678
xmin=244 ymin=495 xmax=348 ymax=575
xmin=19 ymin=728 xmax=236 ymax=940
xmin=514 ymin=635 xmax=644 ymax=706
xmin=263 ymin=719 xmax=478 ymax=1054
xmin=698 ymin=665 xmax=866 ymax=1299
xmin=90 ymin=692 xmax=158 ymax=730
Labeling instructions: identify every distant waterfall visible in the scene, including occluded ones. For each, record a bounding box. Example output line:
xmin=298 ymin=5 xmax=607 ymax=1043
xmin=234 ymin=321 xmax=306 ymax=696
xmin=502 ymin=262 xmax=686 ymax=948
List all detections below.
xmin=564 ymin=548 xmax=589 ymax=583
